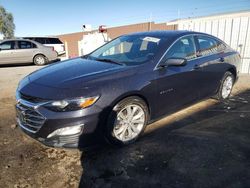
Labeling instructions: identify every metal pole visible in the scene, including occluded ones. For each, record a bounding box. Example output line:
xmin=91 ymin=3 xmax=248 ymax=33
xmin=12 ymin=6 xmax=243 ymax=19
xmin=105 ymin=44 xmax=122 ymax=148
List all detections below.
xmin=149 ymin=13 xmax=152 ymax=31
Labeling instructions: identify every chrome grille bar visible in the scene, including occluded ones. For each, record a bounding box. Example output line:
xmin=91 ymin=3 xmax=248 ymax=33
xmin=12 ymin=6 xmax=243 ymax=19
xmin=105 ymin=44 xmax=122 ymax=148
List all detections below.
xmin=16 ymin=99 xmax=46 ymax=133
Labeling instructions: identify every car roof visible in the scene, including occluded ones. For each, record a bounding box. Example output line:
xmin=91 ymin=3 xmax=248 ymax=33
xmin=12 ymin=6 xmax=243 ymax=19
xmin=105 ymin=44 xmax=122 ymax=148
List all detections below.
xmin=23 ymin=36 xmax=59 ymax=39
xmin=0 ymin=38 xmax=41 ymax=45
xmin=125 ymin=30 xmax=211 ymax=38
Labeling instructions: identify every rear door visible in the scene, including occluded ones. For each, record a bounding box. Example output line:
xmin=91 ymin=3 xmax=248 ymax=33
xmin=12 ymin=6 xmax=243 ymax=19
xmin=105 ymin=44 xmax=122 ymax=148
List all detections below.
xmin=16 ymin=40 xmax=38 ymax=63
xmin=153 ymin=35 xmax=202 ymax=117
xmin=0 ymin=40 xmax=19 ymax=64
xmin=194 ymin=35 xmax=225 ymax=98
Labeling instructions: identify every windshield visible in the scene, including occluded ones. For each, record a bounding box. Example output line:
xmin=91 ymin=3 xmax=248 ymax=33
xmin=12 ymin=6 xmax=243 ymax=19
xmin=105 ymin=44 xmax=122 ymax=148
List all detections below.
xmin=88 ymin=35 xmax=165 ymax=65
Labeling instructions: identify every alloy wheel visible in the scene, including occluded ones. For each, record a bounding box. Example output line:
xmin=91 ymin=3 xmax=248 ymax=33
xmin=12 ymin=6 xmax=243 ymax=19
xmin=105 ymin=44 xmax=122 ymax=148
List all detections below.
xmin=113 ymin=104 xmax=145 ymax=142
xmin=221 ymin=76 xmax=233 ymax=99
xmin=35 ymin=56 xmax=46 ymax=65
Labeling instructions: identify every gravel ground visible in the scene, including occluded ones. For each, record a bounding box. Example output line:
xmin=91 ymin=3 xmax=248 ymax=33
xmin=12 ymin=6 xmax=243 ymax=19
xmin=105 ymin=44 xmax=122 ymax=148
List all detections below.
xmin=0 ymin=65 xmax=250 ymax=188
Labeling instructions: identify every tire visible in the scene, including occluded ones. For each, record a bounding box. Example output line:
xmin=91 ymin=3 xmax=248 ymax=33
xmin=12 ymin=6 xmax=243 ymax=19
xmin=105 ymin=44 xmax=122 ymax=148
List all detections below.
xmin=215 ymin=71 xmax=234 ymax=101
xmin=105 ymin=96 xmax=149 ymax=146
xmin=33 ymin=54 xmax=47 ymax=66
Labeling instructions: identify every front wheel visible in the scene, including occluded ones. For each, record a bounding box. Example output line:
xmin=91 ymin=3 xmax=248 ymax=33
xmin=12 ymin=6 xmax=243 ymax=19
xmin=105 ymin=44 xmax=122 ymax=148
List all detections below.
xmin=106 ymin=97 xmax=149 ymax=146
xmin=215 ymin=71 xmax=234 ymax=101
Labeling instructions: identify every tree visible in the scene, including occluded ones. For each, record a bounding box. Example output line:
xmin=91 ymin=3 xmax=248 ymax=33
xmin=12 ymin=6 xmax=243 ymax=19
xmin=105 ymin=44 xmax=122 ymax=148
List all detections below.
xmin=0 ymin=6 xmax=15 ymax=39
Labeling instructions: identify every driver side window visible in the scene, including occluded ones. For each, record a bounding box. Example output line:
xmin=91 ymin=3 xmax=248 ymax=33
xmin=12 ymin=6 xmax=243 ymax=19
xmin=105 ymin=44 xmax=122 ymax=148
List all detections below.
xmin=0 ymin=41 xmax=15 ymax=50
xmin=164 ymin=36 xmax=196 ymax=61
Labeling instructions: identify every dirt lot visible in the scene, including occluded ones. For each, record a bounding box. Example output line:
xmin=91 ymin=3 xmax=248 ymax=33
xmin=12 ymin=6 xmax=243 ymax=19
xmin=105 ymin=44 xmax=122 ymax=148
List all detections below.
xmin=0 ymin=65 xmax=250 ymax=188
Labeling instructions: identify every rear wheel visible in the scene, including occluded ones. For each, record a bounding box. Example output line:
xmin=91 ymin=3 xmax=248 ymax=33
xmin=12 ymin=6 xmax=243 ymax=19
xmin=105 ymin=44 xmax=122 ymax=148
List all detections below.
xmin=106 ymin=97 xmax=149 ymax=146
xmin=33 ymin=54 xmax=47 ymax=65
xmin=215 ymin=71 xmax=234 ymax=101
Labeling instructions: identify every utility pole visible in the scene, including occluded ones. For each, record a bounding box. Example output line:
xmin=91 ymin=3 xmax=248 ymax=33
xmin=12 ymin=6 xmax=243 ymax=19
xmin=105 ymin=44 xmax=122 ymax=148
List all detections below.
xmin=149 ymin=12 xmax=152 ymax=31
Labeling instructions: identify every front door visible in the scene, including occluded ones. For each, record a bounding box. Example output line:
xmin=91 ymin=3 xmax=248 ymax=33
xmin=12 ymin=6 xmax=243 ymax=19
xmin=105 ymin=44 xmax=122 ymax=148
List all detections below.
xmin=153 ymin=35 xmax=203 ymax=117
xmin=0 ymin=40 xmax=18 ymax=64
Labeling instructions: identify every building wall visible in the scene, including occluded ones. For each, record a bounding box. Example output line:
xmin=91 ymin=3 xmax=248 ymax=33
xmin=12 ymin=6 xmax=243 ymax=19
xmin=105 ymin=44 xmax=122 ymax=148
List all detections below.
xmin=107 ymin=22 xmax=177 ymax=39
xmin=170 ymin=11 xmax=250 ymax=74
xmin=57 ymin=31 xmax=84 ymax=58
xmin=57 ymin=22 xmax=177 ymax=57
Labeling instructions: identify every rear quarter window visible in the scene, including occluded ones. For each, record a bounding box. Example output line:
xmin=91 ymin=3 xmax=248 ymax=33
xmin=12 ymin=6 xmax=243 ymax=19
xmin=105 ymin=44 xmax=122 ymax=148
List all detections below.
xmin=197 ymin=36 xmax=218 ymax=56
xmin=215 ymin=39 xmax=228 ymax=52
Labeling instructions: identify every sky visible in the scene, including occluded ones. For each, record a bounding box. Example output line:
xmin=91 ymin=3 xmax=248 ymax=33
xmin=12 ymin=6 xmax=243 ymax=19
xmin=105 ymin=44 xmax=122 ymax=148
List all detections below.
xmin=0 ymin=0 xmax=250 ymax=37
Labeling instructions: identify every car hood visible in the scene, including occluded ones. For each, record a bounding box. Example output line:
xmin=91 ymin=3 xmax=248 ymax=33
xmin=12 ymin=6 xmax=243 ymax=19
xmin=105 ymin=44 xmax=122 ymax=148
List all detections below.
xmin=18 ymin=57 xmax=137 ymax=99
xmin=28 ymin=57 xmax=125 ymax=89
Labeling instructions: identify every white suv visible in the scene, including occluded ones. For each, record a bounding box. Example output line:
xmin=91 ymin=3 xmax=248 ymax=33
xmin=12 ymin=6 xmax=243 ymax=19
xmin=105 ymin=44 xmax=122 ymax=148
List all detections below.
xmin=24 ymin=37 xmax=65 ymax=56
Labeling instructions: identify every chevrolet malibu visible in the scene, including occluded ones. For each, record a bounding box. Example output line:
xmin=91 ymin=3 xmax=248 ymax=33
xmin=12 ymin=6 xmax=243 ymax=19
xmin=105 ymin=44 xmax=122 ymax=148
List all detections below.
xmin=16 ymin=31 xmax=240 ymax=148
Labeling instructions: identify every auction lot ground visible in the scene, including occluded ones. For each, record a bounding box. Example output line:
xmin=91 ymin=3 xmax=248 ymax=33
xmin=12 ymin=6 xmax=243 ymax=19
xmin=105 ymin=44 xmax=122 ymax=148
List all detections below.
xmin=0 ymin=64 xmax=250 ymax=188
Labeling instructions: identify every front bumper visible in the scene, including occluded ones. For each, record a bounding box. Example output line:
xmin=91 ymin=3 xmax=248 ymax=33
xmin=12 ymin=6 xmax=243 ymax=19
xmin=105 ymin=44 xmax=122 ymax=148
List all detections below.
xmin=16 ymin=98 xmax=104 ymax=148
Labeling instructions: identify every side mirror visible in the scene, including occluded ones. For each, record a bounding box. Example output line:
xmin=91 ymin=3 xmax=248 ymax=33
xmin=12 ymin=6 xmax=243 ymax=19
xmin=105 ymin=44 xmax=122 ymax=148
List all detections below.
xmin=81 ymin=54 xmax=89 ymax=59
xmin=159 ymin=57 xmax=187 ymax=68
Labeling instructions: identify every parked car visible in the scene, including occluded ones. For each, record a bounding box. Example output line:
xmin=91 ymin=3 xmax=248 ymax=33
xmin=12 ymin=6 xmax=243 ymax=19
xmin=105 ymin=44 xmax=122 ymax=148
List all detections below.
xmin=16 ymin=31 xmax=240 ymax=148
xmin=0 ymin=39 xmax=58 ymax=65
xmin=23 ymin=37 xmax=65 ymax=56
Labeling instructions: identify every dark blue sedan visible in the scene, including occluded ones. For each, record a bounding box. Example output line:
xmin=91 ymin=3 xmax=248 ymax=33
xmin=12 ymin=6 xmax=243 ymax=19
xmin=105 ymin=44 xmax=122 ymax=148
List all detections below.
xmin=16 ymin=31 xmax=240 ymax=148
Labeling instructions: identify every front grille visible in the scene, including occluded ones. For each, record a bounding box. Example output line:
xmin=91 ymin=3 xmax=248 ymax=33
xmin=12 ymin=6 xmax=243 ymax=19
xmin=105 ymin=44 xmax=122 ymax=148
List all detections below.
xmin=16 ymin=102 xmax=46 ymax=133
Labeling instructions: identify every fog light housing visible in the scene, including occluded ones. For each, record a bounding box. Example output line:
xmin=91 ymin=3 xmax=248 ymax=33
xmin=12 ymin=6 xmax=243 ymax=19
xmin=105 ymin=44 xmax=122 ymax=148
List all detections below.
xmin=47 ymin=124 xmax=84 ymax=138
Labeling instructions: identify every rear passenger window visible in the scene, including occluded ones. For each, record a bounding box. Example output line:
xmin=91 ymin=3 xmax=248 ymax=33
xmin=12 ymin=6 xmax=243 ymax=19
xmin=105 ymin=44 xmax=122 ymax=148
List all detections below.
xmin=48 ymin=38 xmax=63 ymax=44
xmin=164 ymin=36 xmax=196 ymax=60
xmin=35 ymin=38 xmax=46 ymax=44
xmin=197 ymin=36 xmax=218 ymax=56
xmin=18 ymin=41 xmax=36 ymax=49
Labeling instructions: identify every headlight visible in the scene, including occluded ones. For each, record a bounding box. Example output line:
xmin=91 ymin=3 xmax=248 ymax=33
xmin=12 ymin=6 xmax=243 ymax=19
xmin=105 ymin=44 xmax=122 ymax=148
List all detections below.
xmin=43 ymin=96 xmax=99 ymax=112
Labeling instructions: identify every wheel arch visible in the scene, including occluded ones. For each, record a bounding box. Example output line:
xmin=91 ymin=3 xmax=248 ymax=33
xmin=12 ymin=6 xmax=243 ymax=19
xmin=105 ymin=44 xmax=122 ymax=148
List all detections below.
xmin=33 ymin=53 xmax=47 ymax=61
xmin=227 ymin=66 xmax=237 ymax=81
xmin=110 ymin=91 xmax=152 ymax=120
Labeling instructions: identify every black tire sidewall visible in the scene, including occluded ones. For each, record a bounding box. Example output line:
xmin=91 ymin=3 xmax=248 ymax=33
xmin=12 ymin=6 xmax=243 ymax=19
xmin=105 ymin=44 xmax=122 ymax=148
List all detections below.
xmin=105 ymin=97 xmax=149 ymax=146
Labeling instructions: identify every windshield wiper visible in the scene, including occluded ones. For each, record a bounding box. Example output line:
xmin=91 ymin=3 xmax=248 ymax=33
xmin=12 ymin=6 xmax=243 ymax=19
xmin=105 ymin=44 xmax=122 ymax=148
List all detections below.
xmin=94 ymin=58 xmax=124 ymax=65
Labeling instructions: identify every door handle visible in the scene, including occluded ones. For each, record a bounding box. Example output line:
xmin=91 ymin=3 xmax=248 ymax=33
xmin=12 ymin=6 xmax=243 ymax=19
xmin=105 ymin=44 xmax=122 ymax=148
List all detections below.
xmin=219 ymin=57 xmax=225 ymax=62
xmin=194 ymin=64 xmax=201 ymax=70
